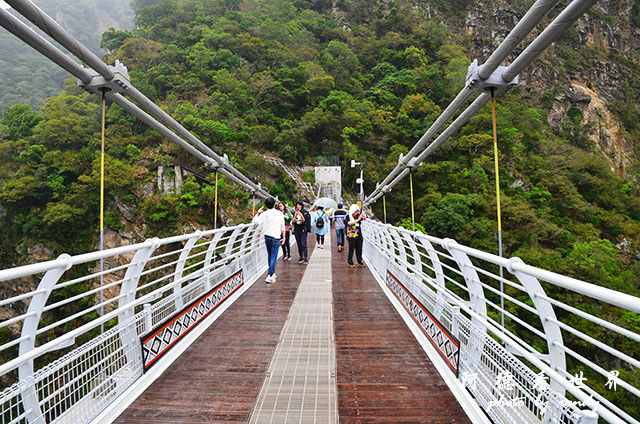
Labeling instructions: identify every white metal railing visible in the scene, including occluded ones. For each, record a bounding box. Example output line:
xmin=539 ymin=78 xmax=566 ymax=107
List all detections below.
xmin=1 ymin=219 xmax=638 ymax=424
xmin=362 ymin=220 xmax=639 ymax=424
xmin=0 ymin=224 xmax=269 ymax=424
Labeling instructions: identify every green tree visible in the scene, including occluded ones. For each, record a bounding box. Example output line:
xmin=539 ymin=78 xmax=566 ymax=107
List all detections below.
xmin=0 ymin=104 xmax=43 ymax=141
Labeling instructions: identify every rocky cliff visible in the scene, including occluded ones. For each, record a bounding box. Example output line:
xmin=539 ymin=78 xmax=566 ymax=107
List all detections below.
xmin=460 ymin=0 xmax=639 ymax=176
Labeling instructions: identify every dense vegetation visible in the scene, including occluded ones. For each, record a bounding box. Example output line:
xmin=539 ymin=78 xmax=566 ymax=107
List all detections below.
xmin=0 ymin=0 xmax=639 ymax=416
xmin=0 ymin=0 xmax=132 ymax=112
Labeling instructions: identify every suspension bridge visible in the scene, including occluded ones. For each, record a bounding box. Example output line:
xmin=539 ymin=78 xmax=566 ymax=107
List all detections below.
xmin=0 ymin=0 xmax=639 ymax=423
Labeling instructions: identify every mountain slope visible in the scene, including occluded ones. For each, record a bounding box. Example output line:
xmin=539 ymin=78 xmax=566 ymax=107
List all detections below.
xmin=0 ymin=0 xmax=133 ymax=112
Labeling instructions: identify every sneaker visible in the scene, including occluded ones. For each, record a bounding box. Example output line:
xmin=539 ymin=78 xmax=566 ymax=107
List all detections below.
xmin=359 ymin=263 xmax=366 ymax=268
xmin=287 ymin=255 xmax=292 ymax=261
xmin=265 ymin=275 xmax=274 ymax=284
xmin=298 ymin=258 xmax=304 ymax=263
xmin=348 ymin=264 xmax=356 ymax=268
xmin=303 ymin=260 xmax=309 ymax=265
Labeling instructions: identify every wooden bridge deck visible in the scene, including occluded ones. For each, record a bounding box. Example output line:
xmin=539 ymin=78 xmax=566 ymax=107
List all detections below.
xmin=115 ymin=234 xmax=471 ymax=423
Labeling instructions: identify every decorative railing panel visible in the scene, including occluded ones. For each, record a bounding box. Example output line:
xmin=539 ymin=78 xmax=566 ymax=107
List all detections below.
xmin=0 ymin=224 xmax=268 ymax=424
xmin=141 ymin=270 xmax=244 ymax=370
xmin=385 ymin=270 xmax=460 ymax=375
xmin=363 ymin=220 xmax=640 ymax=424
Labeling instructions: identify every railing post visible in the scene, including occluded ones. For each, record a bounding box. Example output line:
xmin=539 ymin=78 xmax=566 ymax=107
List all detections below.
xmin=238 ymin=226 xmax=255 ymax=273
xmin=225 ymin=227 xmax=243 ymax=257
xmin=203 ymin=229 xmax=225 ymax=291
xmin=442 ymin=238 xmax=487 ymax=370
xmin=442 ymin=238 xmax=487 ymax=324
xmin=399 ymin=230 xmax=424 ymax=297
xmin=362 ymin=221 xmax=381 ymax=273
xmin=380 ymin=224 xmax=397 ymax=273
xmin=117 ymin=238 xmax=160 ymax=368
xmin=143 ymin=303 xmax=153 ymax=333
xmin=507 ymin=257 xmax=566 ymax=396
xmin=224 ymin=227 xmax=243 ymax=277
xmin=581 ymin=410 xmax=599 ymax=424
xmin=249 ymin=226 xmax=262 ymax=273
xmin=451 ymin=305 xmax=461 ymax=339
xmin=415 ymin=237 xmax=447 ymax=320
xmin=172 ymin=231 xmax=202 ymax=311
xmin=18 ymin=253 xmax=73 ymax=424
xmin=393 ymin=228 xmax=409 ymax=266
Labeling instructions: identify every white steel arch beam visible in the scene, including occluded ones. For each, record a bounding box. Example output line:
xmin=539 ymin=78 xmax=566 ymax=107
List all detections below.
xmin=17 ymin=254 xmax=73 ymax=424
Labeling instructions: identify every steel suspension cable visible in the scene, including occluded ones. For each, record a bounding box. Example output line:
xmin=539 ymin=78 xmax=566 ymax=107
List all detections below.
xmin=99 ymin=89 xmax=106 ymax=334
xmin=214 ymin=171 xmax=219 ymax=229
xmin=490 ymin=88 xmax=505 ymax=330
xmin=365 ymin=0 xmax=598 ymax=207
xmin=409 ymin=170 xmax=416 ymax=231
xmin=4 ymin=0 xmax=271 ymax=199
xmin=383 ymin=195 xmax=387 ymax=224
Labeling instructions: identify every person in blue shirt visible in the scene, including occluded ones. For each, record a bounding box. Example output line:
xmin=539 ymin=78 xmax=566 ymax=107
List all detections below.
xmin=331 ymin=202 xmax=347 ymax=253
xmin=311 ymin=206 xmax=329 ymax=249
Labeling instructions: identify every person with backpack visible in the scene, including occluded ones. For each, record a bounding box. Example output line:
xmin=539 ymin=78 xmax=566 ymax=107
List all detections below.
xmin=346 ymin=204 xmax=367 ymax=268
xmin=311 ymin=205 xmax=329 ymax=249
xmin=292 ymin=200 xmax=311 ymax=264
xmin=331 ymin=202 xmax=347 ymax=252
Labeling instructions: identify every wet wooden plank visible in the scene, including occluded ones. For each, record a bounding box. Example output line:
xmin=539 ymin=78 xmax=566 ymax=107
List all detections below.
xmin=331 ymin=248 xmax=472 ymax=424
xmin=117 ymin=232 xmax=472 ymax=423
xmin=115 ymin=239 xmax=309 ymax=424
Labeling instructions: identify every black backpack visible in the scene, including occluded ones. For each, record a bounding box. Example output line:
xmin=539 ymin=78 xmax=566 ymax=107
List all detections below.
xmin=316 ymin=212 xmax=325 ymax=228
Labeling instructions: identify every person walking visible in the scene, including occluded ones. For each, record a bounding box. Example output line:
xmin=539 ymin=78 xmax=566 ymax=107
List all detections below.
xmin=311 ymin=206 xmax=329 ymax=249
xmin=331 ymin=202 xmax=347 ymax=252
xmin=292 ymin=200 xmax=311 ymax=264
xmin=279 ymin=201 xmax=292 ymax=260
xmin=252 ymin=197 xmax=285 ymax=283
xmin=346 ymin=204 xmax=367 ymax=268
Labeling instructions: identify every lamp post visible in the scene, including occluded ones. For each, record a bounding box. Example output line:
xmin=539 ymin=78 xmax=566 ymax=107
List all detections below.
xmin=350 ymin=159 xmax=365 ymax=210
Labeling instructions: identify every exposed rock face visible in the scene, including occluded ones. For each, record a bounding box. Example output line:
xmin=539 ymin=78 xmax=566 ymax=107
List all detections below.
xmin=157 ymin=165 xmax=185 ymax=194
xmin=140 ymin=182 xmax=155 ymax=199
xmin=462 ymin=0 xmax=638 ymax=177
xmin=114 ymin=195 xmax=137 ymax=221
xmin=26 ymin=243 xmax=54 ymax=262
xmin=548 ymin=82 xmax=632 ymax=174
xmin=91 ymin=228 xmax=134 ymax=313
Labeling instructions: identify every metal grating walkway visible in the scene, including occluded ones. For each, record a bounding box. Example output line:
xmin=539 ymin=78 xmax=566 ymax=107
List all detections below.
xmin=249 ymin=234 xmax=338 ymax=424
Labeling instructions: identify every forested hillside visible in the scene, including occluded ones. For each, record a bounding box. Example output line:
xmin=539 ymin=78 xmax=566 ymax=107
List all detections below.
xmin=0 ymin=0 xmax=639 ymax=411
xmin=0 ymin=0 xmax=132 ymax=111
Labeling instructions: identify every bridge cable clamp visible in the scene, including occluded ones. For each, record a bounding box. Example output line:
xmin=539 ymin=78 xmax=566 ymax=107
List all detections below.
xmin=77 ymin=60 xmax=131 ymax=94
xmin=465 ymin=59 xmax=519 ymax=95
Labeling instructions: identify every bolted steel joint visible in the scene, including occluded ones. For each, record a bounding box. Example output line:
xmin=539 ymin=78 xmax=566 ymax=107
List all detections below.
xmin=465 ymin=59 xmax=518 ymax=95
xmin=77 ymin=60 xmax=131 ymax=94
xmin=406 ymin=157 xmax=422 ymax=169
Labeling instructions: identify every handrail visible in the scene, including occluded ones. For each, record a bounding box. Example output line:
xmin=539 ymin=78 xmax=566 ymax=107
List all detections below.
xmin=362 ymin=220 xmax=640 ymax=424
xmin=0 ymin=224 xmax=273 ymax=423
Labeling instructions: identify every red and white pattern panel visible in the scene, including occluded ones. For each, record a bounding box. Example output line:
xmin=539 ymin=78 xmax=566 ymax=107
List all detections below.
xmin=141 ymin=270 xmax=244 ymax=370
xmin=385 ymin=270 xmax=460 ymax=376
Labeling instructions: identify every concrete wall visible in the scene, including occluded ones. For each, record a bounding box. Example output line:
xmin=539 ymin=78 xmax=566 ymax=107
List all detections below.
xmin=315 ymin=166 xmax=341 ymax=201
